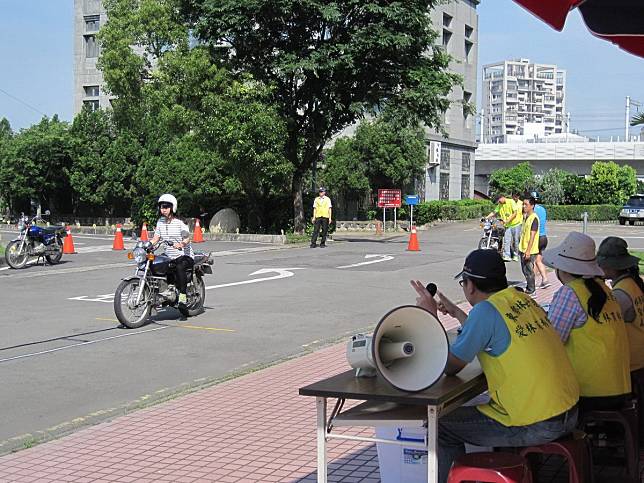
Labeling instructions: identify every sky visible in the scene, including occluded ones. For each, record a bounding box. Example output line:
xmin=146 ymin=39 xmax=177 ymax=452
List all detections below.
xmin=0 ymin=0 xmax=643 ymax=140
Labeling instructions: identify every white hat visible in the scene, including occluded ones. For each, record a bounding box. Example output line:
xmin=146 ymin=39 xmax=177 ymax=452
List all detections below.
xmin=543 ymin=232 xmax=604 ymax=278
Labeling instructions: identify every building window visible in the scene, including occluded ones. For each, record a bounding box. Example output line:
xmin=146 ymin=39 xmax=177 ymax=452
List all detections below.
xmin=464 ymin=40 xmax=473 ymax=61
xmin=463 ymin=91 xmax=472 ymax=118
xmin=440 ymin=175 xmax=450 ymax=201
xmin=440 ymin=148 xmax=450 ymax=171
xmin=83 ymin=100 xmax=100 ymax=112
xmin=442 ymin=29 xmax=452 ymax=48
xmin=465 ymin=25 xmax=473 ymax=38
xmin=462 ymin=152 xmax=471 ymax=172
xmin=84 ymin=15 xmax=100 ymax=32
xmin=461 ymin=174 xmax=471 ymax=199
xmin=84 ymin=85 xmax=100 ymax=97
xmin=443 ymin=13 xmax=453 ymax=27
xmin=84 ymin=35 xmax=98 ymax=58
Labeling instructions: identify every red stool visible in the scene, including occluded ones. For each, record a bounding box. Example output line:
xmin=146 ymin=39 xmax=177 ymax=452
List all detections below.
xmin=579 ymin=404 xmax=639 ymax=480
xmin=519 ymin=431 xmax=593 ymax=483
xmin=448 ymin=452 xmax=532 ymax=483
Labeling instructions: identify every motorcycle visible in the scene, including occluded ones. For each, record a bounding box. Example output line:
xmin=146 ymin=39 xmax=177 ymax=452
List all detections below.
xmin=4 ymin=211 xmax=66 ymax=269
xmin=113 ymin=240 xmax=214 ymax=328
xmin=478 ymin=217 xmax=504 ymax=254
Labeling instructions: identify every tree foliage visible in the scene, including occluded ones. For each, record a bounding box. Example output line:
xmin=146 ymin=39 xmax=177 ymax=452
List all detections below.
xmin=535 ymin=168 xmax=567 ymax=205
xmin=181 ymin=0 xmax=461 ymax=230
xmin=488 ymin=162 xmax=535 ymax=198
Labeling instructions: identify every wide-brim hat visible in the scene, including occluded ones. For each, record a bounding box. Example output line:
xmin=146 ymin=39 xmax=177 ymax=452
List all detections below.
xmin=543 ymin=232 xmax=604 ymax=278
xmin=597 ymin=236 xmax=640 ymax=270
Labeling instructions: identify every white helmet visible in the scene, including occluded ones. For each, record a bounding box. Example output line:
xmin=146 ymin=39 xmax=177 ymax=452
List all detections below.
xmin=158 ymin=193 xmax=178 ymax=213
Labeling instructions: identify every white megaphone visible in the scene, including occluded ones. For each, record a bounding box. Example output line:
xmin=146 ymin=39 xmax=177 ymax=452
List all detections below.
xmin=346 ymin=305 xmax=449 ymax=392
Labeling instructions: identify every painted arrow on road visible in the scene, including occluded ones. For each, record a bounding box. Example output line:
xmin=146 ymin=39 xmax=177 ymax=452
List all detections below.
xmin=337 ymin=254 xmax=394 ymax=269
xmin=205 ymin=268 xmax=304 ymax=290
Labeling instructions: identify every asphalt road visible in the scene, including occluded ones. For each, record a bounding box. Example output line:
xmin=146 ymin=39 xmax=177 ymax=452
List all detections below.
xmin=0 ymin=221 xmax=641 ymax=452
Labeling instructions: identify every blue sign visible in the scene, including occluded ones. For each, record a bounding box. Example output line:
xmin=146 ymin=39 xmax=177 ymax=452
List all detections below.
xmin=404 ymin=195 xmax=419 ymax=206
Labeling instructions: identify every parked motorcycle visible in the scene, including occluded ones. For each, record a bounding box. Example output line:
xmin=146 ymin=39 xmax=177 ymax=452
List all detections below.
xmin=4 ymin=211 xmax=65 ymax=269
xmin=113 ymin=240 xmax=213 ymax=328
xmin=478 ymin=217 xmax=504 ymax=253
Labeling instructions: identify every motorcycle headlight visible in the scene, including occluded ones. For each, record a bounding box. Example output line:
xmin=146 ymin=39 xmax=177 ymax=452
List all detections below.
xmin=133 ymin=247 xmax=147 ymax=265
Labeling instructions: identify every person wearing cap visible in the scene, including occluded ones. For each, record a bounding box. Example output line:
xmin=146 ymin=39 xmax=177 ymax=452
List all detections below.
xmin=597 ymin=236 xmax=644 ymax=372
xmin=532 ymin=192 xmax=551 ymax=289
xmin=310 ymin=187 xmax=332 ymax=248
xmin=411 ymin=249 xmax=579 ymax=483
xmin=519 ymin=194 xmax=540 ymax=295
xmin=543 ymin=232 xmax=631 ymax=411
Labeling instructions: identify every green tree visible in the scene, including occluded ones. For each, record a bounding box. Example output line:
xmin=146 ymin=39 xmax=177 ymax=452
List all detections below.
xmin=586 ymin=161 xmax=636 ymax=205
xmin=535 ymin=168 xmax=567 ymax=205
xmin=182 ymin=0 xmax=461 ymax=231
xmin=630 ymin=112 xmax=644 ymax=126
xmin=0 ymin=118 xmax=13 ymax=215
xmin=488 ymin=162 xmax=534 ymax=198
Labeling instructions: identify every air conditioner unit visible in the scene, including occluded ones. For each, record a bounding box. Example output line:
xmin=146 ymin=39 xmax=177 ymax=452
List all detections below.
xmin=427 ymin=141 xmax=441 ymax=167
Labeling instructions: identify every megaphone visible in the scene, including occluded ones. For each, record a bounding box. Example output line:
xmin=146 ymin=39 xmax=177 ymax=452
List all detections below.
xmin=346 ymin=305 xmax=449 ymax=392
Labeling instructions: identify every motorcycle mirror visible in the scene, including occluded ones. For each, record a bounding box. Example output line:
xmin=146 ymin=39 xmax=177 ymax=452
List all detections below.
xmin=44 ymin=210 xmax=51 ymax=216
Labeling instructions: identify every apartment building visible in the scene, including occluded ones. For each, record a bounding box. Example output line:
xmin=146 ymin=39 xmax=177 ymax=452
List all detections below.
xmin=73 ymin=0 xmax=110 ymax=115
xmin=481 ymin=59 xmax=566 ymax=144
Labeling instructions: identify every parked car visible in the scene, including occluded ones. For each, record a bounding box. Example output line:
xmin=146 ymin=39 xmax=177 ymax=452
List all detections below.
xmin=619 ymin=194 xmax=644 ymax=225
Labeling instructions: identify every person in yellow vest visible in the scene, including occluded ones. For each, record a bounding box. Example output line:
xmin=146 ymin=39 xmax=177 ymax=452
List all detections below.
xmin=519 ymin=194 xmax=540 ymax=295
xmin=544 ymin=232 xmax=631 ymax=412
xmin=411 ymin=249 xmax=579 ymax=483
xmin=597 ymin=236 xmax=644 ymax=373
xmin=310 ymin=187 xmax=332 ymax=248
xmin=506 ymin=192 xmax=524 ymax=262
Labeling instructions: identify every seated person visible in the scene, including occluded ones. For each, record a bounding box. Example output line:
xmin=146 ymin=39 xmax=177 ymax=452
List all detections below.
xmin=543 ymin=232 xmax=631 ymax=411
xmin=411 ymin=249 xmax=579 ymax=483
xmin=597 ymin=236 xmax=644 ymax=373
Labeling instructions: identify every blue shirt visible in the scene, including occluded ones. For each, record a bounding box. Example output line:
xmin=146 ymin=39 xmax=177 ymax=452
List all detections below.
xmin=535 ymin=204 xmax=547 ymax=236
xmin=450 ymin=300 xmax=511 ymax=363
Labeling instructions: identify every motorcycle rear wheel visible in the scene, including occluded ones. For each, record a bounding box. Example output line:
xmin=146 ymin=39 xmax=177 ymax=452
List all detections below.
xmin=114 ymin=279 xmax=152 ymax=329
xmin=178 ymin=275 xmax=205 ymax=317
xmin=45 ymin=241 xmax=63 ymax=265
xmin=5 ymin=240 xmax=29 ymax=269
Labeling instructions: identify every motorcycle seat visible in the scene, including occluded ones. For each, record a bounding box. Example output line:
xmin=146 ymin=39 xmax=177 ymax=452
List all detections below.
xmin=193 ymin=253 xmax=208 ymax=265
xmin=42 ymin=226 xmax=65 ymax=233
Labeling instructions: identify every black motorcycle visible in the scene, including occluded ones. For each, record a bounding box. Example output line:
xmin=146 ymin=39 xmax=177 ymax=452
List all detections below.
xmin=113 ymin=240 xmax=213 ymax=328
xmin=5 ymin=211 xmax=65 ymax=269
xmin=478 ymin=217 xmax=504 ymax=254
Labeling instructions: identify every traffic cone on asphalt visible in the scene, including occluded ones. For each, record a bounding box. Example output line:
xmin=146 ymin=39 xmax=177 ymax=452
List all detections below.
xmin=62 ymin=225 xmax=76 ymax=254
xmin=140 ymin=222 xmax=149 ymax=242
xmin=406 ymin=225 xmax=420 ymax=251
xmin=193 ymin=218 xmax=204 ymax=243
xmin=112 ymin=224 xmax=125 ymax=250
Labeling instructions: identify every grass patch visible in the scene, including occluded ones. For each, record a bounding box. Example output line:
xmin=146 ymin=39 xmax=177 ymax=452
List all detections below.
xmin=285 ymin=232 xmax=311 ymax=244
xmin=632 ymin=251 xmax=644 ymax=270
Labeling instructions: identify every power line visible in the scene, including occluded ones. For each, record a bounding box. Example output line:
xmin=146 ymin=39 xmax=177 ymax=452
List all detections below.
xmin=0 ymin=86 xmax=47 ymax=117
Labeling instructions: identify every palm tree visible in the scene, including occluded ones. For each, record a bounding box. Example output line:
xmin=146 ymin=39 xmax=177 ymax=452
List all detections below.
xmin=631 ymin=112 xmax=644 ymax=126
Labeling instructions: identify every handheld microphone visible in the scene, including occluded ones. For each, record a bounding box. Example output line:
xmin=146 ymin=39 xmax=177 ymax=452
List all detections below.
xmin=425 ymin=283 xmax=437 ymax=297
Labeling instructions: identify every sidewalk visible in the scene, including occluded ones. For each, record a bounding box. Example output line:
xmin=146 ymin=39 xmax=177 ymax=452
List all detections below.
xmin=0 ymin=277 xmax=636 ymax=482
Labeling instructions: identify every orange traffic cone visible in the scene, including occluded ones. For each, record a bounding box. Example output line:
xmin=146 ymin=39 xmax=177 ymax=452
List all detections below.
xmin=112 ymin=223 xmax=125 ymax=250
xmin=193 ymin=218 xmax=204 ymax=243
xmin=62 ymin=225 xmax=76 ymax=254
xmin=407 ymin=225 xmax=420 ymax=251
xmin=140 ymin=222 xmax=149 ymax=242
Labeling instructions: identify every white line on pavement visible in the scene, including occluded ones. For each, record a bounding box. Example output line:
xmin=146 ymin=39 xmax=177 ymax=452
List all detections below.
xmin=337 ymin=254 xmax=394 ymax=269
xmin=0 ymin=325 xmax=170 ymax=364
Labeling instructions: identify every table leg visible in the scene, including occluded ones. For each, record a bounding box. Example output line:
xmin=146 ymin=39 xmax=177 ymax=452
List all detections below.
xmin=316 ymin=396 xmax=327 ymax=483
xmin=427 ymin=405 xmax=438 ymax=483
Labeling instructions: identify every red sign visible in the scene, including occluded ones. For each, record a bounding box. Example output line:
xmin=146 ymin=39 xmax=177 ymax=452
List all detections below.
xmin=377 ymin=189 xmax=402 ymax=208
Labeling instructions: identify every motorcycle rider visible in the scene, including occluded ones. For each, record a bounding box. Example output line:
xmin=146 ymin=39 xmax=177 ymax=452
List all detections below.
xmin=149 ymin=194 xmax=194 ymax=308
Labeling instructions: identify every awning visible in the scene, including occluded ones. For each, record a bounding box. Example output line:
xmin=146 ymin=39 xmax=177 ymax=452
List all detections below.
xmin=513 ymin=0 xmax=644 ymax=58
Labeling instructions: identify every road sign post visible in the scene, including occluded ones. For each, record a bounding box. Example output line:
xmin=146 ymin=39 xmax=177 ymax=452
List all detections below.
xmin=405 ymin=195 xmax=419 ymax=228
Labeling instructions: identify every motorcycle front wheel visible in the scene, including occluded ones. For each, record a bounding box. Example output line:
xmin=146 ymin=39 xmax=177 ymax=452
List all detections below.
xmin=45 ymin=240 xmax=63 ymax=265
xmin=178 ymin=275 xmax=206 ymax=317
xmin=477 ymin=237 xmax=491 ymax=250
xmin=114 ymin=279 xmax=152 ymax=329
xmin=5 ymin=240 xmax=29 ymax=269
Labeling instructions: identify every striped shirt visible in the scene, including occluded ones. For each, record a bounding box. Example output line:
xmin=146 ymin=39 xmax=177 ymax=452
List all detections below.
xmin=548 ymin=285 xmax=587 ymax=343
xmin=156 ymin=217 xmax=193 ymax=259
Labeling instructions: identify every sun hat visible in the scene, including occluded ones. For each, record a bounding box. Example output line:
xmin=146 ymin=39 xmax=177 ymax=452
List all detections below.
xmin=455 ymin=249 xmax=507 ymax=282
xmin=597 ymin=236 xmax=640 ymax=270
xmin=542 ymin=232 xmax=604 ymax=277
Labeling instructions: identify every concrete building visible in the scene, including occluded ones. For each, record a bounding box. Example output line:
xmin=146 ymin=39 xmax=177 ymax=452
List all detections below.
xmin=73 ymin=0 xmax=110 ymax=115
xmin=475 ymin=140 xmax=644 ymax=195
xmin=422 ymin=0 xmax=479 ymax=201
xmin=481 ymin=59 xmax=566 ymax=144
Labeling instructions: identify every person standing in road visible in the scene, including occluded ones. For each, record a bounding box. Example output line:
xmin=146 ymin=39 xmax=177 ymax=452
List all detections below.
xmin=310 ymin=187 xmax=332 ymax=248
xmin=506 ymin=192 xmax=523 ymax=262
xmin=533 ymin=192 xmax=550 ymax=289
xmin=519 ymin=195 xmax=539 ymax=295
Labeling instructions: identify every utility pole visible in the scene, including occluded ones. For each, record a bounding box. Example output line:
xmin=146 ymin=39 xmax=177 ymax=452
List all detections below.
xmin=626 ymin=96 xmax=631 ymax=141
xmin=480 ymin=108 xmax=485 ymax=144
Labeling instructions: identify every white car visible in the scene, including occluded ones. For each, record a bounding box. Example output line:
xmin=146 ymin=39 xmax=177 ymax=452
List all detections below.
xmin=619 ymin=194 xmax=644 ymax=225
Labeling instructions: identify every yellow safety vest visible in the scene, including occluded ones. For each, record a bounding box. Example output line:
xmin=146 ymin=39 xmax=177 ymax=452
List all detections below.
xmin=566 ymin=278 xmax=631 ymax=397
xmin=613 ymin=276 xmax=644 ymax=371
xmin=495 ymin=202 xmax=515 ymax=225
xmin=519 ymin=212 xmax=539 ymax=255
xmin=479 ymin=288 xmax=579 ymax=426
xmin=313 ymin=196 xmax=332 ymax=219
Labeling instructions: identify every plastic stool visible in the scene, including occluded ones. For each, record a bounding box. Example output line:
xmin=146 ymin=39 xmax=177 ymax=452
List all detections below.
xmin=448 ymin=452 xmax=532 ymax=483
xmin=519 ymin=431 xmax=593 ymax=483
xmin=579 ymin=404 xmax=639 ymax=480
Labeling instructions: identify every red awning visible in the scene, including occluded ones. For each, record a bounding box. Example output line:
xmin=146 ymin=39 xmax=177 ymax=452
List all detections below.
xmin=513 ymin=0 xmax=644 ymax=58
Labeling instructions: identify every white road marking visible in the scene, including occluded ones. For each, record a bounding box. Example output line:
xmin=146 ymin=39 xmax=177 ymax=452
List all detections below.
xmin=0 ymin=325 xmax=170 ymax=364
xmin=205 ymin=268 xmax=304 ymax=289
xmin=337 ymin=254 xmax=394 ymax=269
xmin=68 ymin=294 xmax=116 ymax=303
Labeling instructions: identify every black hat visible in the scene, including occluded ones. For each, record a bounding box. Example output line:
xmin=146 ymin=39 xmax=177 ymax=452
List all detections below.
xmin=455 ymin=249 xmax=507 ymax=281
xmin=318 ymin=187 xmax=327 ymax=192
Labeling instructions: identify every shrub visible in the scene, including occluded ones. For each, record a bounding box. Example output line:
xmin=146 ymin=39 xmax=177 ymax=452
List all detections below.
xmin=544 ymin=204 xmax=621 ymax=221
xmin=414 ymin=200 xmax=493 ymax=225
